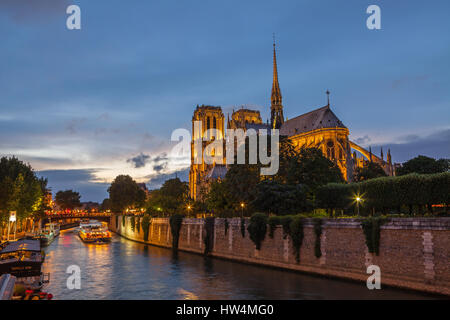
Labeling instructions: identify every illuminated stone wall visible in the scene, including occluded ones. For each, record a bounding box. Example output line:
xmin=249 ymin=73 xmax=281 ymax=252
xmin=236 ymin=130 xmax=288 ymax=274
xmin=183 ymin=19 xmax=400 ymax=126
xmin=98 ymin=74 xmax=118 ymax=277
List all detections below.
xmin=110 ymin=216 xmax=450 ymax=296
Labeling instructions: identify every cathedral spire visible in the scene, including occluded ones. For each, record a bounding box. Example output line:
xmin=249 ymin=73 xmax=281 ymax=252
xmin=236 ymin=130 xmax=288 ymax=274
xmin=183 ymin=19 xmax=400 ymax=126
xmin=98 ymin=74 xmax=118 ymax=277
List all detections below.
xmin=270 ymin=34 xmax=284 ymax=129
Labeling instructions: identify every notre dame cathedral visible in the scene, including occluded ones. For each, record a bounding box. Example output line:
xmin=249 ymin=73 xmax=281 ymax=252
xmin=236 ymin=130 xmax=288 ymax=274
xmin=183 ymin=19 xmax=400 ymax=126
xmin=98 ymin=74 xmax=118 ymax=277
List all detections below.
xmin=189 ymin=42 xmax=395 ymax=200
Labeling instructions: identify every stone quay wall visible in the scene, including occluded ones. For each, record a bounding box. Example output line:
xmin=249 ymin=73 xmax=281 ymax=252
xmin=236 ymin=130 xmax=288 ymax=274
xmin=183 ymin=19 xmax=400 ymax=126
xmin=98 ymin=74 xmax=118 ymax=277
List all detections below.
xmin=109 ymin=216 xmax=450 ymax=296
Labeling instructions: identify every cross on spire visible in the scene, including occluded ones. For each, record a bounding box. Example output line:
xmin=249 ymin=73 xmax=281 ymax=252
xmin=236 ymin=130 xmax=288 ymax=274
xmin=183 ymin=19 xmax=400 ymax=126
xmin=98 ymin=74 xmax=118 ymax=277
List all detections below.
xmin=326 ymin=89 xmax=330 ymax=106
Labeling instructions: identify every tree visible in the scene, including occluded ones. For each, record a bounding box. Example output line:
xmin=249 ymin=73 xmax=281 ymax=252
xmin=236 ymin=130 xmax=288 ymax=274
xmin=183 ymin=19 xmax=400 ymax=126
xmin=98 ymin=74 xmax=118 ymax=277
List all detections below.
xmin=206 ymin=180 xmax=233 ymax=216
xmin=253 ymin=180 xmax=310 ymax=215
xmin=286 ymin=147 xmax=344 ymax=189
xmin=100 ymin=198 xmax=111 ymax=212
xmin=158 ymin=178 xmax=189 ymax=214
xmin=397 ymin=155 xmax=449 ymax=176
xmin=0 ymin=157 xmax=43 ymax=222
xmin=223 ymin=163 xmax=260 ymax=213
xmin=55 ymin=190 xmax=81 ymax=211
xmin=108 ymin=175 xmax=146 ymax=213
xmin=353 ymin=161 xmax=387 ymax=182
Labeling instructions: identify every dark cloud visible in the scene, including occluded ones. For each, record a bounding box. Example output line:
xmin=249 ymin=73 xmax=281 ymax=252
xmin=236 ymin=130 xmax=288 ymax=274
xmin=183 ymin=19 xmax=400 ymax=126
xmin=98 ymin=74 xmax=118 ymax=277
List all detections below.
xmin=354 ymin=135 xmax=371 ymax=145
xmin=153 ymin=163 xmax=167 ymax=173
xmin=65 ymin=117 xmax=87 ymax=135
xmin=126 ymin=152 xmax=169 ymax=169
xmin=153 ymin=153 xmax=169 ymax=162
xmin=37 ymin=169 xmax=109 ymax=202
xmin=0 ymin=0 xmax=72 ymax=21
xmin=127 ymin=153 xmax=151 ymax=168
xmin=146 ymin=168 xmax=189 ymax=190
xmin=376 ymin=129 xmax=450 ymax=163
xmin=391 ymin=75 xmax=429 ymax=89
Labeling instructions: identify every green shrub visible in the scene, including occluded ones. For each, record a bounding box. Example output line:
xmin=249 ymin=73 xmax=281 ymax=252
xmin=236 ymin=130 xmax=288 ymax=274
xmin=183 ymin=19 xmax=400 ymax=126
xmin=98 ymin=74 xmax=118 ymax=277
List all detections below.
xmin=136 ymin=217 xmax=141 ymax=233
xmin=361 ymin=217 xmax=387 ymax=255
xmin=313 ymin=218 xmax=323 ymax=258
xmin=142 ymin=215 xmax=151 ymax=241
xmin=289 ymin=216 xmax=304 ymax=263
xmin=130 ymin=216 xmax=135 ymax=232
xmin=224 ymin=218 xmax=229 ymax=236
xmin=280 ymin=216 xmax=293 ymax=239
xmin=247 ymin=213 xmax=268 ymax=250
xmin=169 ymin=214 xmax=184 ymax=250
xmin=268 ymin=216 xmax=280 ymax=238
xmin=204 ymin=217 xmax=215 ymax=255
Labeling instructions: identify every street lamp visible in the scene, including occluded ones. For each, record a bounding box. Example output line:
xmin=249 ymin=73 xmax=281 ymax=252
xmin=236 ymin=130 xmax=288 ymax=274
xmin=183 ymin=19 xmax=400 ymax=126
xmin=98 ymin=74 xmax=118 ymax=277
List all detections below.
xmin=356 ymin=196 xmax=361 ymax=216
xmin=240 ymin=202 xmax=245 ymax=218
xmin=187 ymin=205 xmax=192 ymax=217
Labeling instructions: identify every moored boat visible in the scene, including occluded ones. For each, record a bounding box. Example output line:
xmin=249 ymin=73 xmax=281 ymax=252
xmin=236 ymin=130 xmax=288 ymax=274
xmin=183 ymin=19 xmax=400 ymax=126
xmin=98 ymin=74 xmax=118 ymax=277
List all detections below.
xmin=78 ymin=220 xmax=111 ymax=243
xmin=35 ymin=222 xmax=60 ymax=246
xmin=0 ymin=239 xmax=50 ymax=292
xmin=36 ymin=229 xmax=54 ymax=247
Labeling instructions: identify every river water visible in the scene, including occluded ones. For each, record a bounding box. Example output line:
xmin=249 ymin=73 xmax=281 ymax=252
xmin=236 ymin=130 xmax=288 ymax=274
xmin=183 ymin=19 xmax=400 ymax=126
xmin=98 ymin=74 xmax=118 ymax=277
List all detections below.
xmin=42 ymin=229 xmax=434 ymax=300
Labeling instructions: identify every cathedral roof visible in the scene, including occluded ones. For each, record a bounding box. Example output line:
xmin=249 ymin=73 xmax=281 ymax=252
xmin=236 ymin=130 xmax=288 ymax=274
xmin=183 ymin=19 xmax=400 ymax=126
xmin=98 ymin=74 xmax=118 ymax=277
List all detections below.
xmin=206 ymin=164 xmax=228 ymax=180
xmin=280 ymin=105 xmax=346 ymax=136
xmin=245 ymin=122 xmax=271 ymax=134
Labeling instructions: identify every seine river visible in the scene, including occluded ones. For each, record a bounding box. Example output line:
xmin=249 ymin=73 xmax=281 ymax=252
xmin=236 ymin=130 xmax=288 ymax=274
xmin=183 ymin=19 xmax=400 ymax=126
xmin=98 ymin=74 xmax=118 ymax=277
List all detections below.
xmin=42 ymin=229 xmax=434 ymax=300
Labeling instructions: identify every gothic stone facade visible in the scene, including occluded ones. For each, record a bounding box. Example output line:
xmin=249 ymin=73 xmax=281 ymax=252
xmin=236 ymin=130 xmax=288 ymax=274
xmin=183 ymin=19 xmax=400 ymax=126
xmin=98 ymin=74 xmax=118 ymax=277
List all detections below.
xmin=189 ymin=43 xmax=394 ymax=200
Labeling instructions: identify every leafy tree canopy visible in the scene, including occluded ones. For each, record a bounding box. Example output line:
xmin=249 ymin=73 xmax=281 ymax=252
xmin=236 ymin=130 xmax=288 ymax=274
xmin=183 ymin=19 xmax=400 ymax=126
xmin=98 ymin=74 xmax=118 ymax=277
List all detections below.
xmin=55 ymin=190 xmax=81 ymax=211
xmin=146 ymin=178 xmax=188 ymax=215
xmin=0 ymin=156 xmax=44 ymax=221
xmin=353 ymin=161 xmax=387 ymax=182
xmin=108 ymin=175 xmax=146 ymax=213
xmin=285 ymin=147 xmax=344 ymax=189
xmin=397 ymin=155 xmax=449 ymax=176
xmin=252 ymin=180 xmax=311 ymax=215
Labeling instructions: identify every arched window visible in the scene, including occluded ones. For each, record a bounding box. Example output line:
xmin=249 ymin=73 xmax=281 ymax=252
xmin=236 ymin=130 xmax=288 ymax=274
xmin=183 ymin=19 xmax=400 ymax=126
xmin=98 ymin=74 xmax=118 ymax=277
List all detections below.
xmin=326 ymin=141 xmax=335 ymax=160
xmin=213 ymin=117 xmax=217 ymax=129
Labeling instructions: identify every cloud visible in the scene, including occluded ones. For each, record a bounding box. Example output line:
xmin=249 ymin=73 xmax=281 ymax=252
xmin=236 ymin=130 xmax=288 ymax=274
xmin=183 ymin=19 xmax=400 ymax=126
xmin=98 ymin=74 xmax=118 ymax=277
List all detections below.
xmin=354 ymin=135 xmax=371 ymax=145
xmin=153 ymin=163 xmax=167 ymax=173
xmin=37 ymin=169 xmax=109 ymax=202
xmin=146 ymin=168 xmax=189 ymax=190
xmin=375 ymin=129 xmax=450 ymax=163
xmin=391 ymin=75 xmax=429 ymax=89
xmin=0 ymin=0 xmax=72 ymax=21
xmin=127 ymin=153 xmax=151 ymax=168
xmin=65 ymin=117 xmax=87 ymax=134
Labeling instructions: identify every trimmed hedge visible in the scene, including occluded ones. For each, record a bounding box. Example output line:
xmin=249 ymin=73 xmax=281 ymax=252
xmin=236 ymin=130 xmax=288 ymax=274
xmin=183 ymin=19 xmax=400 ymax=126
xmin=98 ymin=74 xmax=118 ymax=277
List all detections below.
xmin=316 ymin=172 xmax=450 ymax=214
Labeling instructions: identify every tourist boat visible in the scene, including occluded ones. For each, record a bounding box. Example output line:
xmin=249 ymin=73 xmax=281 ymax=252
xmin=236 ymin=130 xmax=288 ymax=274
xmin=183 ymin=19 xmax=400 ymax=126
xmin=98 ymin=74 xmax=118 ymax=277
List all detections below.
xmin=35 ymin=222 xmax=60 ymax=246
xmin=45 ymin=222 xmax=60 ymax=238
xmin=0 ymin=239 xmax=50 ymax=291
xmin=78 ymin=220 xmax=112 ymax=243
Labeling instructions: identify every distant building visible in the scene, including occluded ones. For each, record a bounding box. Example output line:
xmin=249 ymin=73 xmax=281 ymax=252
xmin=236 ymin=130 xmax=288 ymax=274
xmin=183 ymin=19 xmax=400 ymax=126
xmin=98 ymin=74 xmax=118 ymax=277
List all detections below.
xmin=189 ymin=41 xmax=395 ymax=200
xmin=137 ymin=183 xmax=150 ymax=200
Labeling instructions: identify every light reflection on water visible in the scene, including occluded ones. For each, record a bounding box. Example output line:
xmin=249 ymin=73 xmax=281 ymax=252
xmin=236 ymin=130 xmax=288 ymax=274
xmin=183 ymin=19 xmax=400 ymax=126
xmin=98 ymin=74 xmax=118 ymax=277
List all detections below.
xmin=42 ymin=229 xmax=434 ymax=300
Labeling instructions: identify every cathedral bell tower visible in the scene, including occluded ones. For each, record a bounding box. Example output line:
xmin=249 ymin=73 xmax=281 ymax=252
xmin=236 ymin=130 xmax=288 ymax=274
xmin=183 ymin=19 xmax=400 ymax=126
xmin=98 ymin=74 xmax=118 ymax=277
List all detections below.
xmin=270 ymin=38 xmax=284 ymax=129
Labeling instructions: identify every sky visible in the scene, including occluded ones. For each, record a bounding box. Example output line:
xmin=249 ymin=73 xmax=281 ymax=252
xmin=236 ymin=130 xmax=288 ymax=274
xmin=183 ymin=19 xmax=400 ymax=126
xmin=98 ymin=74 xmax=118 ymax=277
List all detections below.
xmin=0 ymin=0 xmax=449 ymax=202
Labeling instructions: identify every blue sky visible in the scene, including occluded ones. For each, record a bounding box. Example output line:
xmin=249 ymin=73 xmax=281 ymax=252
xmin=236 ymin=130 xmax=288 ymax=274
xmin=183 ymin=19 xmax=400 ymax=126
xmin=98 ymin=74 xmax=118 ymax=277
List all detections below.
xmin=0 ymin=0 xmax=449 ymax=202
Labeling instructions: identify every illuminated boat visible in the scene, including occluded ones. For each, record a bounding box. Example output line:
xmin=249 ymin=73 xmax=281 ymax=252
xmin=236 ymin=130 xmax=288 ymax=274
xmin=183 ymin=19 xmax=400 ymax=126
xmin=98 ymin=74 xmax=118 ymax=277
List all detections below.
xmin=78 ymin=220 xmax=111 ymax=243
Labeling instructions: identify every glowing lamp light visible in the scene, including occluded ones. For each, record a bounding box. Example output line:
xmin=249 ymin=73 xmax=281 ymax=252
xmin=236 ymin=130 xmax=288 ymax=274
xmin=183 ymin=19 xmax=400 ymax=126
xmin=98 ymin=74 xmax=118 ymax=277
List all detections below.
xmin=356 ymin=197 xmax=361 ymax=202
